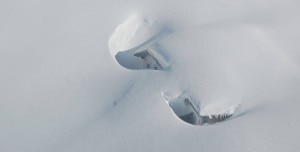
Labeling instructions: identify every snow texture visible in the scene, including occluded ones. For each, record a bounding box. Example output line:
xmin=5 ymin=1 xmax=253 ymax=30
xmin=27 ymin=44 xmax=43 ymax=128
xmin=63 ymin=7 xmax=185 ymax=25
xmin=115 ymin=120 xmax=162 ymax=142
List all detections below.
xmin=1 ymin=0 xmax=300 ymax=152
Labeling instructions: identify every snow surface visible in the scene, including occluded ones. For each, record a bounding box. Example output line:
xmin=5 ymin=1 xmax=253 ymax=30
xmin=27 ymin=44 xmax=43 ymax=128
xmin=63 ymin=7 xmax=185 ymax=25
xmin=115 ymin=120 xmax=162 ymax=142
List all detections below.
xmin=1 ymin=0 xmax=300 ymax=152
xmin=109 ymin=14 xmax=170 ymax=70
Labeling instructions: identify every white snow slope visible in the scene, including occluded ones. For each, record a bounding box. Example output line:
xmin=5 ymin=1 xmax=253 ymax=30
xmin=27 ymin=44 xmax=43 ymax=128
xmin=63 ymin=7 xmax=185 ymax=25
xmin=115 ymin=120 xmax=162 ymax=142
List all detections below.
xmin=1 ymin=0 xmax=300 ymax=152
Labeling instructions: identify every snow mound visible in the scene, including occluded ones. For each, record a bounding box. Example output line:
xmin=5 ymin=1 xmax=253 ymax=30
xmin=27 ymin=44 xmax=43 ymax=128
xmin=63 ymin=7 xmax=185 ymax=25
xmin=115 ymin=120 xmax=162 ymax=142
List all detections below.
xmin=108 ymin=14 xmax=160 ymax=55
xmin=108 ymin=14 xmax=170 ymax=70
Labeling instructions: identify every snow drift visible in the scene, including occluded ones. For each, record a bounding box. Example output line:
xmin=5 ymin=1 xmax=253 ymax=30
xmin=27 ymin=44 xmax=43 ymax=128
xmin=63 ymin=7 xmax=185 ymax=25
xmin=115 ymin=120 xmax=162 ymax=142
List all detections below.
xmin=1 ymin=0 xmax=300 ymax=152
xmin=109 ymin=14 xmax=170 ymax=70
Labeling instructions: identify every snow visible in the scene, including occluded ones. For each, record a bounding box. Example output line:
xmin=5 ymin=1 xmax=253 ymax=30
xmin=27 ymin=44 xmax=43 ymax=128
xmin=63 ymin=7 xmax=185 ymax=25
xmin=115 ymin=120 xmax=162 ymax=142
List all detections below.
xmin=1 ymin=0 xmax=300 ymax=152
xmin=108 ymin=14 xmax=163 ymax=56
xmin=109 ymin=14 xmax=170 ymax=70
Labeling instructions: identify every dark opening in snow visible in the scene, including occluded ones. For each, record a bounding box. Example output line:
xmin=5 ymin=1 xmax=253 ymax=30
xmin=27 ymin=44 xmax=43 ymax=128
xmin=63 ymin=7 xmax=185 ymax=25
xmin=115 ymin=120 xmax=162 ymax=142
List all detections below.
xmin=162 ymin=92 xmax=240 ymax=126
xmin=115 ymin=48 xmax=169 ymax=70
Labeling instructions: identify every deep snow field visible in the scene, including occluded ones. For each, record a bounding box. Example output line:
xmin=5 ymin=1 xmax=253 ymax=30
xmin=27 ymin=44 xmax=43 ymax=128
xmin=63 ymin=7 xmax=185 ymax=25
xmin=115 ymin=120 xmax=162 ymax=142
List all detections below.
xmin=1 ymin=0 xmax=300 ymax=152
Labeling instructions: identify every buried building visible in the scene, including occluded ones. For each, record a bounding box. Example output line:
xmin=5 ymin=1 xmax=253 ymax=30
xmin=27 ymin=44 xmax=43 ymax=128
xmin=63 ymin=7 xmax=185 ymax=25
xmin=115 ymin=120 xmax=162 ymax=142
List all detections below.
xmin=114 ymin=48 xmax=169 ymax=70
xmin=168 ymin=96 xmax=201 ymax=125
xmin=134 ymin=48 xmax=168 ymax=70
xmin=162 ymin=92 xmax=240 ymax=125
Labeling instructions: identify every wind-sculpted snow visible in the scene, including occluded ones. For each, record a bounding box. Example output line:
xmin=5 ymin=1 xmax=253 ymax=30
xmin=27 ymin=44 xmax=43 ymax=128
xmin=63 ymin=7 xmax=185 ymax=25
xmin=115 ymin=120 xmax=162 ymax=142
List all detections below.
xmin=162 ymin=91 xmax=240 ymax=125
xmin=109 ymin=14 xmax=170 ymax=70
xmin=2 ymin=1 xmax=300 ymax=151
xmin=109 ymin=14 xmax=242 ymax=125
